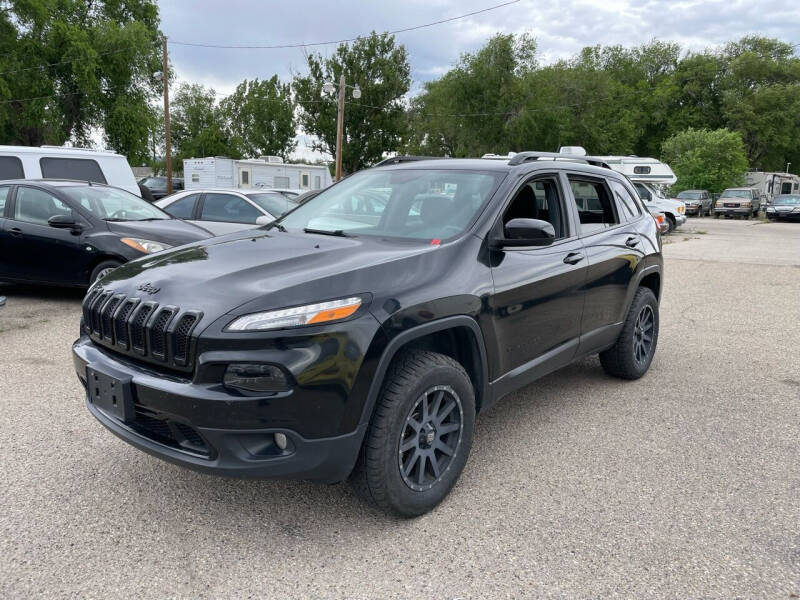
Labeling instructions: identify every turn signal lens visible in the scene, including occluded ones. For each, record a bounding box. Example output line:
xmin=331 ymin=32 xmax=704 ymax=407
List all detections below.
xmin=226 ymin=297 xmax=363 ymax=331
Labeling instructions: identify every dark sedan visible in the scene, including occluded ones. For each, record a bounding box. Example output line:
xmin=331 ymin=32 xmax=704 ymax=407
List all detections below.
xmin=0 ymin=180 xmax=211 ymax=286
xmin=765 ymin=194 xmax=800 ymax=221
xmin=139 ymin=176 xmax=184 ymax=200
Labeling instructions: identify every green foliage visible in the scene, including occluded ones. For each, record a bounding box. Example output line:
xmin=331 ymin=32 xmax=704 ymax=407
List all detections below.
xmin=661 ymin=128 xmax=749 ymax=193
xmin=170 ymin=83 xmax=240 ymax=161
xmin=221 ymin=77 xmax=297 ymax=159
xmin=294 ymin=32 xmax=411 ymax=174
xmin=408 ymin=34 xmax=800 ymax=174
xmin=0 ymin=0 xmax=162 ymax=163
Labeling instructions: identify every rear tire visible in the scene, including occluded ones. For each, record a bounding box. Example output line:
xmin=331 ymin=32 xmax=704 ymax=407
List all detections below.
xmin=350 ymin=349 xmax=475 ymax=517
xmin=600 ymin=287 xmax=659 ymax=380
xmin=90 ymin=260 xmax=122 ymax=284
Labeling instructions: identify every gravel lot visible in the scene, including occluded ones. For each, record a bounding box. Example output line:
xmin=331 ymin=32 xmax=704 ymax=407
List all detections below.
xmin=1 ymin=217 xmax=798 ymax=598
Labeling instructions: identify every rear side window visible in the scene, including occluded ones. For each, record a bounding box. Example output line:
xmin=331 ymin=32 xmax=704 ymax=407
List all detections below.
xmin=201 ymin=193 xmax=261 ymax=224
xmin=164 ymin=194 xmax=200 ymax=219
xmin=569 ymin=178 xmax=619 ymax=235
xmin=0 ymin=156 xmax=24 ymax=180
xmin=40 ymin=157 xmax=107 ymax=184
xmin=0 ymin=186 xmax=10 ymax=215
xmin=610 ymin=180 xmax=642 ymax=220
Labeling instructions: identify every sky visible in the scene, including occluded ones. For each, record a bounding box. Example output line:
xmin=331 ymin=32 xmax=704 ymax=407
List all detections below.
xmin=157 ymin=0 xmax=800 ymax=159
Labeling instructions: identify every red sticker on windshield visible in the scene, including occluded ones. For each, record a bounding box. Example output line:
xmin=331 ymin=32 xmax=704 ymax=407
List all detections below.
xmin=430 ymin=239 xmax=441 ymax=246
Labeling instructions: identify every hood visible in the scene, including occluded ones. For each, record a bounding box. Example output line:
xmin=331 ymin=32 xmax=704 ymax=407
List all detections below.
xmin=96 ymin=229 xmax=440 ymax=322
xmin=106 ymin=219 xmax=212 ymax=246
xmin=652 ymin=198 xmax=684 ymax=210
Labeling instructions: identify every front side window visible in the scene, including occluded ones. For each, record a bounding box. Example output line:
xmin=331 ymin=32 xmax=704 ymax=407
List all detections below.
xmin=633 ymin=182 xmax=652 ymax=201
xmin=0 ymin=156 xmax=24 ymax=180
xmin=14 ymin=187 xmax=73 ymax=225
xmin=164 ymin=194 xmax=200 ymax=219
xmin=279 ymin=169 xmax=505 ymax=241
xmin=502 ymin=177 xmax=566 ymax=239
xmin=610 ymin=180 xmax=642 ymax=220
xmin=39 ymin=157 xmax=106 ymax=183
xmin=569 ymin=178 xmax=619 ymax=235
xmin=61 ymin=186 xmax=169 ymax=221
xmin=201 ymin=193 xmax=261 ymax=224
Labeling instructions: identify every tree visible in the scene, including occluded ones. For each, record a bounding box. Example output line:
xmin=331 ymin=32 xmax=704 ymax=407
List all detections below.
xmin=221 ymin=77 xmax=296 ymax=159
xmin=0 ymin=0 xmax=162 ymax=163
xmin=661 ymin=128 xmax=749 ymax=193
xmin=294 ymin=32 xmax=410 ymax=174
xmin=170 ymin=83 xmax=239 ymax=161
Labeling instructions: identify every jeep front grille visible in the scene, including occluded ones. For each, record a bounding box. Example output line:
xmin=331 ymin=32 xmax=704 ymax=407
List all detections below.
xmin=82 ymin=289 xmax=202 ymax=372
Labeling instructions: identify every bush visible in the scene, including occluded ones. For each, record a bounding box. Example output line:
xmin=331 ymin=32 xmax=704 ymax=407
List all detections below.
xmin=661 ymin=128 xmax=749 ymax=193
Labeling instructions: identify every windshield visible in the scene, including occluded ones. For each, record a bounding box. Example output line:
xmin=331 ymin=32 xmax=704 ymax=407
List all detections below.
xmin=722 ymin=189 xmax=751 ymax=199
xmin=774 ymin=195 xmax=800 ymax=204
xmin=278 ymin=169 xmax=505 ymax=240
xmin=246 ymin=192 xmax=298 ymax=217
xmin=62 ymin=186 xmax=169 ymax=221
xmin=677 ymin=191 xmax=701 ymax=200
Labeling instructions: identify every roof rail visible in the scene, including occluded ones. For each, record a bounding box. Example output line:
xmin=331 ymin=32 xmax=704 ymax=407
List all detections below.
xmin=373 ymin=155 xmax=445 ymax=167
xmin=39 ymin=145 xmax=114 ymax=153
xmin=507 ymin=151 xmax=610 ymax=168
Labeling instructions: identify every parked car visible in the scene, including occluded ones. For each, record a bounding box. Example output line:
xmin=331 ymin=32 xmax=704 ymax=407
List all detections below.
xmin=632 ymin=182 xmax=686 ymax=233
xmin=155 ymin=189 xmax=298 ymax=236
xmin=645 ymin=206 xmax=669 ymax=234
xmin=0 ymin=180 xmax=211 ymax=286
xmin=138 ymin=176 xmax=184 ymax=200
xmin=74 ymin=152 xmax=663 ymax=516
xmin=0 ymin=145 xmax=140 ymax=196
xmin=258 ymin=187 xmax=303 ymax=199
xmin=713 ymin=188 xmax=760 ymax=218
xmin=765 ymin=194 xmax=800 ymax=221
xmin=675 ymin=189 xmax=712 ymax=216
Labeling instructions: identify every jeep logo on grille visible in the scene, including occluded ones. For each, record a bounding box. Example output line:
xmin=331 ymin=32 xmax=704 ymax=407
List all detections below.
xmin=137 ymin=283 xmax=161 ymax=295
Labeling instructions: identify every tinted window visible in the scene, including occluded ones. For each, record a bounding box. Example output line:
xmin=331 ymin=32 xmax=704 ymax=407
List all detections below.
xmin=610 ymin=180 xmax=642 ymax=220
xmin=569 ymin=178 xmax=619 ymax=234
xmin=164 ymin=194 xmax=199 ymax=219
xmin=246 ymin=192 xmax=295 ymax=218
xmin=201 ymin=193 xmax=261 ymax=224
xmin=0 ymin=156 xmax=24 ymax=180
xmin=503 ymin=178 xmax=566 ymax=239
xmin=40 ymin=157 xmax=107 ymax=183
xmin=0 ymin=186 xmax=10 ymax=215
xmin=14 ymin=187 xmax=73 ymax=225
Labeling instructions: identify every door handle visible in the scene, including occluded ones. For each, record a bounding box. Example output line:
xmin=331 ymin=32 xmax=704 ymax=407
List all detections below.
xmin=625 ymin=236 xmax=640 ymax=248
xmin=9 ymin=227 xmax=22 ymax=237
xmin=563 ymin=252 xmax=584 ymax=265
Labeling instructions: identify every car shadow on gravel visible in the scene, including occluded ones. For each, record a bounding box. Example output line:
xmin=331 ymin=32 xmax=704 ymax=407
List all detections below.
xmin=0 ymin=282 xmax=86 ymax=302
xmin=101 ymin=355 xmax=617 ymax=533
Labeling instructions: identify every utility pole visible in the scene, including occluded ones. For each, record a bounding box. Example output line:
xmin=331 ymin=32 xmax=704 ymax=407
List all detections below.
xmin=335 ymin=74 xmax=346 ymax=181
xmin=162 ymin=35 xmax=173 ymax=195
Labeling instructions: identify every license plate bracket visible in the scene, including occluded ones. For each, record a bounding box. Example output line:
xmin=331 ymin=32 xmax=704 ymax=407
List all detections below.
xmin=86 ymin=364 xmax=134 ymax=422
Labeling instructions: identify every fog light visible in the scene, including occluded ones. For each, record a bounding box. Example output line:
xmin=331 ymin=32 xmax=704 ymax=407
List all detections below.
xmin=274 ymin=433 xmax=288 ymax=450
xmin=224 ymin=363 xmax=289 ymax=393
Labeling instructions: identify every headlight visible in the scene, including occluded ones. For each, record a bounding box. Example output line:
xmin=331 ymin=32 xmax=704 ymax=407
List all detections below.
xmin=121 ymin=237 xmax=172 ymax=254
xmin=226 ymin=296 xmax=363 ymax=331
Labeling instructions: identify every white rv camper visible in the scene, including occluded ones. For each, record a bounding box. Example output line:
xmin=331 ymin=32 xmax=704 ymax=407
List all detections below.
xmin=183 ymin=156 xmax=332 ymax=193
xmin=745 ymin=170 xmax=800 ymax=205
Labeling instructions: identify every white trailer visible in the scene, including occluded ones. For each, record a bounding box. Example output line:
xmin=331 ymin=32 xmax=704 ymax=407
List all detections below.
xmin=745 ymin=170 xmax=800 ymax=205
xmin=183 ymin=156 xmax=332 ymax=193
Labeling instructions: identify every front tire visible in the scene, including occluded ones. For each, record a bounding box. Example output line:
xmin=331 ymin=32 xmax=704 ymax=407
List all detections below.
xmin=665 ymin=215 xmax=676 ymax=234
xmin=599 ymin=287 xmax=659 ymax=380
xmin=90 ymin=260 xmax=122 ymax=284
xmin=351 ymin=349 xmax=476 ymax=517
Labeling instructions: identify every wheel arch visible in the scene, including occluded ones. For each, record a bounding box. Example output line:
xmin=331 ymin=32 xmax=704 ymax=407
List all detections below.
xmin=358 ymin=316 xmax=490 ymax=431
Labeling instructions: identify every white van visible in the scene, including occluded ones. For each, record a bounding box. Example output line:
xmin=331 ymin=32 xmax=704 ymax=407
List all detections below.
xmin=0 ymin=145 xmax=140 ymax=196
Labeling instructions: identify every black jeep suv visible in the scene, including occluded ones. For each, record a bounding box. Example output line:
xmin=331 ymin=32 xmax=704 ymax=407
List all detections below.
xmin=73 ymin=153 xmax=663 ymax=516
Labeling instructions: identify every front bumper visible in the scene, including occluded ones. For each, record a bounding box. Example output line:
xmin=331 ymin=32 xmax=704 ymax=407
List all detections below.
xmin=766 ymin=210 xmax=800 ymax=220
xmin=714 ymin=206 xmax=752 ymax=216
xmin=674 ymin=214 xmax=687 ymax=226
xmin=684 ymin=205 xmax=702 ymax=215
xmin=73 ymin=317 xmax=382 ymax=481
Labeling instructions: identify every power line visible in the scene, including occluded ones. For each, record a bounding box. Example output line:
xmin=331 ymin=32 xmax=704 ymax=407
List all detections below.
xmin=168 ymin=0 xmax=521 ymax=49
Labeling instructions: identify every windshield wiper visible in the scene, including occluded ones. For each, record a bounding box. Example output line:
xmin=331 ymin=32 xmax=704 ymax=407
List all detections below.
xmin=102 ymin=217 xmax=128 ymax=222
xmin=303 ymin=227 xmax=351 ymax=237
xmin=267 ymin=222 xmax=287 ymax=232
xmin=136 ymin=217 xmax=167 ymax=221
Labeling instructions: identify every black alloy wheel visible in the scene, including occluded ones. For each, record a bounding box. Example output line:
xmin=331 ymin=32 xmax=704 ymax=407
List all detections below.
xmin=632 ymin=305 xmax=655 ymax=367
xmin=398 ymin=385 xmax=464 ymax=492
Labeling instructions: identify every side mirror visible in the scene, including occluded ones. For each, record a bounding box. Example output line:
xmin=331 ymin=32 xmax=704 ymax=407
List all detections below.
xmin=48 ymin=215 xmax=80 ymax=231
xmin=255 ymin=215 xmax=273 ymax=226
xmin=494 ymin=218 xmax=556 ymax=248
